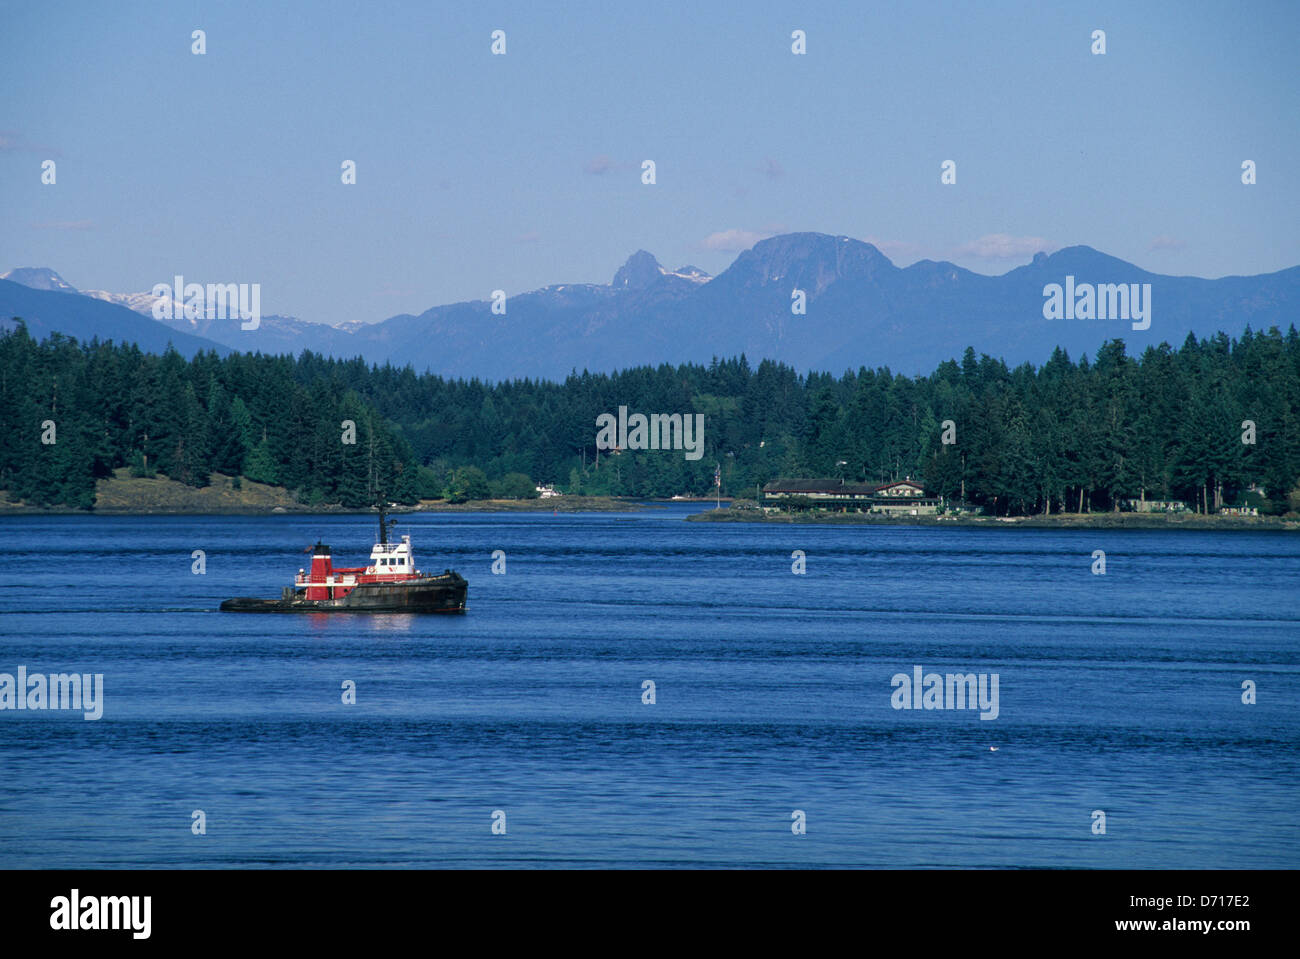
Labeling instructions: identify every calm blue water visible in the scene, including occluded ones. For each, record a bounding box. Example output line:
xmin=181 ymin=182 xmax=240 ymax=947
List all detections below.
xmin=1 ymin=506 xmax=1297 ymax=868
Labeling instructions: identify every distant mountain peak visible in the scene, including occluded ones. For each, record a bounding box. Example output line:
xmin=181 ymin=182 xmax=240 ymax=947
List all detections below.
xmin=1 ymin=266 xmax=169 ymax=315
xmin=0 ymin=267 xmax=77 ymax=293
xmin=670 ymin=265 xmax=712 ymax=283
xmin=1028 ymin=244 xmax=1153 ymax=277
xmin=612 ymin=250 xmax=665 ymax=289
xmin=721 ymin=232 xmax=896 ymax=292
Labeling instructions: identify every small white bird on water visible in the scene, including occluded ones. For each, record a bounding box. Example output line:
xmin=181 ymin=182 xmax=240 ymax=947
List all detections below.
xmin=989 ymin=746 xmax=999 ymax=752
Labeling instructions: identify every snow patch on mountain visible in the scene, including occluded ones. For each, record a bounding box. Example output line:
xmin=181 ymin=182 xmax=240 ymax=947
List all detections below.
xmin=82 ymin=288 xmax=172 ymax=316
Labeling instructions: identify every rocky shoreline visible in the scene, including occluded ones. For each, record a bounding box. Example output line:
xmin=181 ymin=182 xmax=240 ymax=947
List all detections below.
xmin=688 ymin=508 xmax=1299 ymax=531
xmin=0 ymin=470 xmax=652 ymax=515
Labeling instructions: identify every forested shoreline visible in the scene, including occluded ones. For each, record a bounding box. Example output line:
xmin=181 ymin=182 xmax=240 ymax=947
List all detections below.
xmin=2 ymin=320 xmax=1298 ymax=515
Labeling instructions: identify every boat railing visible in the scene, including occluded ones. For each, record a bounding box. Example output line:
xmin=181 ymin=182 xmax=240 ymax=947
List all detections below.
xmin=296 ymin=570 xmax=362 ymax=585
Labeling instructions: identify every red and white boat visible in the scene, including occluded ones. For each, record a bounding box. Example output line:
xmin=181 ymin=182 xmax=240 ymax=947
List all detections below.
xmin=221 ymin=506 xmax=467 ymax=613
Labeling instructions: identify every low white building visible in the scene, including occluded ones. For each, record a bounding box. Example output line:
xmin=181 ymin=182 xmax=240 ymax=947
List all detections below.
xmin=762 ymin=478 xmax=940 ymax=514
xmin=1123 ymin=499 xmax=1188 ymax=513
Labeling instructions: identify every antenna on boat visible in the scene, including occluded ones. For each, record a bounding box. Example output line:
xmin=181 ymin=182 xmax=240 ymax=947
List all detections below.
xmin=376 ymin=498 xmax=397 ymax=545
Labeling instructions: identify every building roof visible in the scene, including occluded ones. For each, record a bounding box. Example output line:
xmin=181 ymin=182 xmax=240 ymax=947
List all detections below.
xmin=762 ymin=477 xmax=932 ymax=496
xmin=762 ymin=478 xmax=876 ymax=493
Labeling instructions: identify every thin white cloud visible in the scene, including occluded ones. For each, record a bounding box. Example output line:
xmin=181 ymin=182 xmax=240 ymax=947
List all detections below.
xmin=1148 ymin=234 xmax=1185 ymax=252
xmin=0 ymin=131 xmax=61 ymax=156
xmin=701 ymin=228 xmax=774 ymax=252
xmin=862 ymin=236 xmax=922 ymax=261
xmin=31 ymin=219 xmax=94 ymax=231
xmin=955 ymin=233 xmax=1054 ymax=259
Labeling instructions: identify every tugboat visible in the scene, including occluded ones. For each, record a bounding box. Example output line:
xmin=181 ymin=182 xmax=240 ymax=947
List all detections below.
xmin=220 ymin=503 xmax=467 ymax=613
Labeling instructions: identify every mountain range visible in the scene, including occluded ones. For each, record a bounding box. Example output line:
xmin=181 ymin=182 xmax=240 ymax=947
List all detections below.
xmin=4 ymin=233 xmax=1298 ymax=379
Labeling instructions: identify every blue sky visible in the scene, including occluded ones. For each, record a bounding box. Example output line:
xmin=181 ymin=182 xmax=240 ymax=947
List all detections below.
xmin=2 ymin=0 xmax=1297 ymax=327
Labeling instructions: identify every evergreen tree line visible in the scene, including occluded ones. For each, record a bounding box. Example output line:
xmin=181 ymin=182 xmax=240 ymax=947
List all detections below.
xmin=0 ymin=325 xmax=418 ymax=508
xmin=2 ymin=320 xmax=1299 ymax=514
